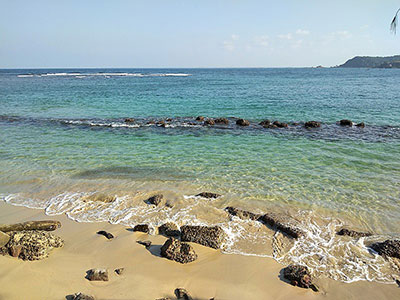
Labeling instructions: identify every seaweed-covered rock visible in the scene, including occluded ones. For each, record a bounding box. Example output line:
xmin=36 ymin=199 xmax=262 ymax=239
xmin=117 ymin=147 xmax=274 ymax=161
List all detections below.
xmin=204 ymin=119 xmax=215 ymax=126
xmin=181 ymin=225 xmax=224 ymax=249
xmin=273 ymin=121 xmax=288 ymax=128
xmin=159 ymin=223 xmax=180 ymax=237
xmin=282 ymin=265 xmax=318 ymax=291
xmin=259 ymin=213 xmax=304 ymax=239
xmin=259 ymin=119 xmax=271 ymax=127
xmin=196 ymin=116 xmax=205 ymax=121
xmin=236 ymin=119 xmax=250 ymax=126
xmin=339 ymin=119 xmax=353 ymax=126
xmin=160 ymin=238 xmax=197 ymax=264
xmin=225 ymin=207 xmax=261 ymax=221
xmin=86 ymin=269 xmax=108 ymax=281
xmin=356 ymin=122 xmax=365 ymax=128
xmin=82 ymin=193 xmax=116 ymax=203
xmin=71 ymin=292 xmax=95 ymax=300
xmin=337 ymin=228 xmax=372 ymax=238
xmin=214 ymin=118 xmax=229 ymax=124
xmin=175 ymin=288 xmax=193 ymax=300
xmin=0 ymin=231 xmax=10 ymax=247
xmin=97 ymin=230 xmax=114 ymax=239
xmin=137 ymin=240 xmax=152 ymax=248
xmin=304 ymin=121 xmax=321 ymax=128
xmin=147 ymin=194 xmax=164 ymax=206
xmin=370 ymin=240 xmax=400 ymax=259
xmin=0 ymin=230 xmax=64 ymax=260
xmin=195 ymin=192 xmax=221 ymax=199
xmin=132 ymin=224 xmax=150 ymax=233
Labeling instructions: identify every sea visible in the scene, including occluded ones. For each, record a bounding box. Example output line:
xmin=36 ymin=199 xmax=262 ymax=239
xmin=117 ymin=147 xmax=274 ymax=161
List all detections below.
xmin=0 ymin=68 xmax=399 ymax=283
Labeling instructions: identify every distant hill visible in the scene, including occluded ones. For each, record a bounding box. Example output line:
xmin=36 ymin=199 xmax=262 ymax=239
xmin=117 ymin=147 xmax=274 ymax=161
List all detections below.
xmin=337 ymin=55 xmax=400 ymax=68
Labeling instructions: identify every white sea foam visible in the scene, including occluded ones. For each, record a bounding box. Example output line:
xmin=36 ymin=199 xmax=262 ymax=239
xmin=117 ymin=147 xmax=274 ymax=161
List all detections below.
xmin=17 ymin=72 xmax=191 ymax=78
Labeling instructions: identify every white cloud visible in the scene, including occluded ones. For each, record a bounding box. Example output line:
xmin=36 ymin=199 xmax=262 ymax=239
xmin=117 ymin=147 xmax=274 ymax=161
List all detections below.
xmin=332 ymin=30 xmax=352 ymax=39
xmin=296 ymin=29 xmax=310 ymax=35
xmin=223 ymin=34 xmax=239 ymax=51
xmin=278 ymin=33 xmax=293 ymax=40
xmin=254 ymin=35 xmax=269 ymax=47
xmin=231 ymin=34 xmax=240 ymax=41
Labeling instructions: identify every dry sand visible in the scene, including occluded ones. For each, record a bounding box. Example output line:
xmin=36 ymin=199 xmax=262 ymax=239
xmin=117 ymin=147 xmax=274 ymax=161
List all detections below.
xmin=0 ymin=202 xmax=399 ymax=300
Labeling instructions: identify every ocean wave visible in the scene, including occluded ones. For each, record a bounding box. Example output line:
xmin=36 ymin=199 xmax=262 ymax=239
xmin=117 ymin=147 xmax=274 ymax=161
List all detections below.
xmin=17 ymin=72 xmax=191 ymax=78
xmin=1 ymin=192 xmax=398 ymax=284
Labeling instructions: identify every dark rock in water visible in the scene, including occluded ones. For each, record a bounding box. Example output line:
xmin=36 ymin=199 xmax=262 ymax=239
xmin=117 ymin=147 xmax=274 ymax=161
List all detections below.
xmin=337 ymin=228 xmax=372 ymax=238
xmin=166 ymin=118 xmax=172 ymax=122
xmin=82 ymin=193 xmax=116 ymax=203
xmin=196 ymin=192 xmax=221 ymax=199
xmin=259 ymin=119 xmax=271 ymax=126
xmin=159 ymin=223 xmax=180 ymax=237
xmin=282 ymin=265 xmax=318 ymax=291
xmin=264 ymin=124 xmax=278 ymax=129
xmin=259 ymin=213 xmax=304 ymax=239
xmin=71 ymin=292 xmax=95 ymax=300
xmin=356 ymin=122 xmax=365 ymax=128
xmin=204 ymin=119 xmax=215 ymax=125
xmin=370 ymin=240 xmax=400 ymax=259
xmin=175 ymin=288 xmax=193 ymax=300
xmin=181 ymin=225 xmax=224 ymax=249
xmin=0 ymin=230 xmax=64 ymax=260
xmin=114 ymin=268 xmax=125 ymax=275
xmin=147 ymin=194 xmax=164 ymax=206
xmin=147 ymin=120 xmax=156 ymax=125
xmin=86 ymin=268 xmax=109 ymax=281
xmin=214 ymin=118 xmax=229 ymax=124
xmin=124 ymin=118 xmax=135 ymax=123
xmin=225 ymin=207 xmax=261 ymax=221
xmin=133 ymin=224 xmax=150 ymax=233
xmin=304 ymin=121 xmax=321 ymax=128
xmin=273 ymin=121 xmax=288 ymax=128
xmin=236 ymin=119 xmax=250 ymax=126
xmin=97 ymin=230 xmax=114 ymax=240
xmin=137 ymin=240 xmax=152 ymax=248
xmin=160 ymin=238 xmax=198 ymax=264
xmin=0 ymin=231 xmax=10 ymax=247
xmin=291 ymin=122 xmax=300 ymax=126
xmin=196 ymin=116 xmax=205 ymax=121
xmin=339 ymin=119 xmax=353 ymax=126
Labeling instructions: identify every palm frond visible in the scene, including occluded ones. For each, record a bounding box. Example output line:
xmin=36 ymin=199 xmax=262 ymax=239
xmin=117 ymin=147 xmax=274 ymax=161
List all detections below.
xmin=391 ymin=8 xmax=400 ymax=34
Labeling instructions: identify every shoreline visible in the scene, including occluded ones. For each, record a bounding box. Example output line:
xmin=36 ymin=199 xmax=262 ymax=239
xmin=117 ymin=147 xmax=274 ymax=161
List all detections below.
xmin=0 ymin=201 xmax=399 ymax=300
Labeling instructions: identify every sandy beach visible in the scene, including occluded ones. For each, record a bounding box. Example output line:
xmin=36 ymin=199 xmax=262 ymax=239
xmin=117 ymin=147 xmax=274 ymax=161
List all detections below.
xmin=0 ymin=202 xmax=398 ymax=300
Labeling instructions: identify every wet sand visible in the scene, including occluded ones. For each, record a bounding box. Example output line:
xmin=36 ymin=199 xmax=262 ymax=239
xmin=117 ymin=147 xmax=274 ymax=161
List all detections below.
xmin=0 ymin=202 xmax=399 ymax=300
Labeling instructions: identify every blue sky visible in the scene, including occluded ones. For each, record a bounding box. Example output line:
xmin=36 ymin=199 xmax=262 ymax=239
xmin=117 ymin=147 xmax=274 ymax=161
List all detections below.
xmin=1 ymin=0 xmax=400 ymax=68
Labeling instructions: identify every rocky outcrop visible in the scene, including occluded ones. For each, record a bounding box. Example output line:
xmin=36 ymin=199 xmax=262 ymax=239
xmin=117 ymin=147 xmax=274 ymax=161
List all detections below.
xmin=236 ymin=119 xmax=250 ymax=126
xmin=282 ymin=265 xmax=318 ymax=291
xmin=370 ymin=240 xmax=400 ymax=259
xmin=160 ymin=238 xmax=198 ymax=264
xmin=273 ymin=121 xmax=288 ymax=128
xmin=356 ymin=122 xmax=365 ymax=128
xmin=132 ymin=224 xmax=150 ymax=233
xmin=159 ymin=223 xmax=180 ymax=237
xmin=124 ymin=118 xmax=135 ymax=123
xmin=71 ymin=292 xmax=95 ymax=300
xmin=204 ymin=119 xmax=215 ymax=125
xmin=259 ymin=119 xmax=271 ymax=127
xmin=339 ymin=119 xmax=353 ymax=126
xmin=225 ymin=207 xmax=261 ymax=221
xmin=0 ymin=231 xmax=10 ymax=247
xmin=147 ymin=194 xmax=164 ymax=206
xmin=86 ymin=269 xmax=109 ymax=281
xmin=337 ymin=228 xmax=372 ymax=238
xmin=0 ymin=220 xmax=61 ymax=232
xmin=175 ymin=288 xmax=193 ymax=300
xmin=214 ymin=118 xmax=229 ymax=124
xmin=304 ymin=121 xmax=321 ymax=128
xmin=97 ymin=230 xmax=114 ymax=239
xmin=0 ymin=230 xmax=64 ymax=260
xmin=196 ymin=116 xmax=205 ymax=121
xmin=181 ymin=225 xmax=224 ymax=249
xmin=137 ymin=240 xmax=152 ymax=248
xmin=196 ymin=192 xmax=221 ymax=199
xmin=259 ymin=213 xmax=304 ymax=239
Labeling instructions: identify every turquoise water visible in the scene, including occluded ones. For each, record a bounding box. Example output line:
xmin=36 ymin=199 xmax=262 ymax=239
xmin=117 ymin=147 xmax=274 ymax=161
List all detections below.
xmin=0 ymin=68 xmax=399 ymax=282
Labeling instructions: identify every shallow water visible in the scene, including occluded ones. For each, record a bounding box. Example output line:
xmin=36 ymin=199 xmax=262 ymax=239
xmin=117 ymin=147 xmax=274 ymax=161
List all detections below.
xmin=0 ymin=68 xmax=399 ymax=283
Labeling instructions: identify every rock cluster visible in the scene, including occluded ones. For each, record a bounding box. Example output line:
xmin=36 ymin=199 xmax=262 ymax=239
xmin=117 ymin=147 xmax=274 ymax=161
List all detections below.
xmin=304 ymin=121 xmax=321 ymax=128
xmin=181 ymin=225 xmax=224 ymax=249
xmin=282 ymin=264 xmax=318 ymax=291
xmin=195 ymin=192 xmax=221 ymax=199
xmin=259 ymin=213 xmax=304 ymax=239
xmin=160 ymin=238 xmax=198 ymax=264
xmin=71 ymin=292 xmax=95 ymax=300
xmin=214 ymin=118 xmax=229 ymax=124
xmin=336 ymin=228 xmax=372 ymax=238
xmin=175 ymin=288 xmax=193 ymax=300
xmin=137 ymin=240 xmax=152 ymax=248
xmin=147 ymin=194 xmax=164 ymax=206
xmin=159 ymin=223 xmax=180 ymax=237
xmin=132 ymin=224 xmax=150 ymax=233
xmin=0 ymin=230 xmax=64 ymax=260
xmin=225 ymin=206 xmax=261 ymax=221
xmin=86 ymin=268 xmax=109 ymax=281
xmin=204 ymin=119 xmax=215 ymax=125
xmin=370 ymin=240 xmax=400 ymax=259
xmin=236 ymin=119 xmax=250 ymax=126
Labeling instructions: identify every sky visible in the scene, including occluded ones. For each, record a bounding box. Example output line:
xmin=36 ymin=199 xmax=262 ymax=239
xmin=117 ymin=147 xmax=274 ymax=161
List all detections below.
xmin=1 ymin=0 xmax=400 ymax=68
